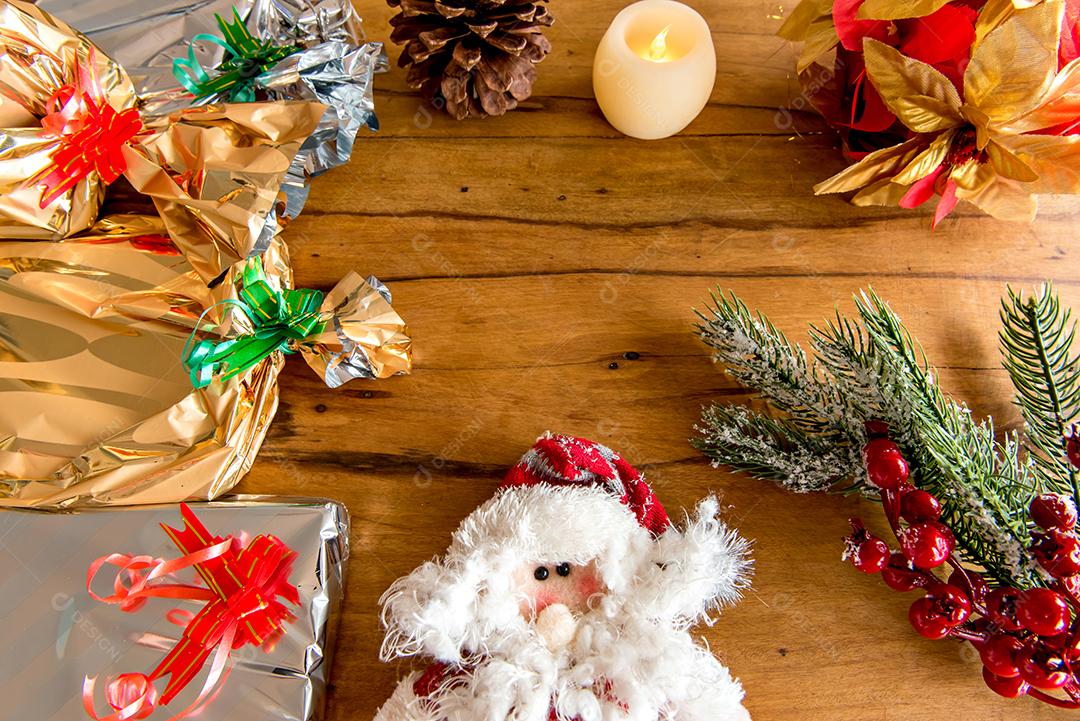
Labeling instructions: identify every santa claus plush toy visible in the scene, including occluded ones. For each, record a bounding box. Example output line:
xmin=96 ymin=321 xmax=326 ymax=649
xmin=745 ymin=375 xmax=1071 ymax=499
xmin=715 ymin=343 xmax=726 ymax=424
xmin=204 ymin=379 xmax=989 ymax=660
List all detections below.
xmin=376 ymin=433 xmax=753 ymax=721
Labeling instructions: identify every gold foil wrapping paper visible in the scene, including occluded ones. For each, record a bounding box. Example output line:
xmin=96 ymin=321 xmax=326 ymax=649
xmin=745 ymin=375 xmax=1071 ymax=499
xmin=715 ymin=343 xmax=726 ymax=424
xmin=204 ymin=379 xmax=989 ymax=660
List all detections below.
xmin=0 ymin=1 xmax=338 ymax=245
xmin=0 ymin=0 xmax=136 ymax=239
xmin=304 ymin=273 xmax=413 ymax=388
xmin=0 ymin=216 xmax=411 ymax=508
xmin=42 ymin=0 xmax=369 ymax=96
xmin=38 ymin=0 xmax=387 ymax=221
xmin=0 ymin=219 xmax=282 ymax=507
xmin=124 ymin=101 xmax=326 ymax=281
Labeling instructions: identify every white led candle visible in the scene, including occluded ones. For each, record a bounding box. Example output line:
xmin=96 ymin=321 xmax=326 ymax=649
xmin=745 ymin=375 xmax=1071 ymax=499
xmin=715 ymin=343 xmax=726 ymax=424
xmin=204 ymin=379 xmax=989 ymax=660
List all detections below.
xmin=592 ymin=0 xmax=716 ymax=140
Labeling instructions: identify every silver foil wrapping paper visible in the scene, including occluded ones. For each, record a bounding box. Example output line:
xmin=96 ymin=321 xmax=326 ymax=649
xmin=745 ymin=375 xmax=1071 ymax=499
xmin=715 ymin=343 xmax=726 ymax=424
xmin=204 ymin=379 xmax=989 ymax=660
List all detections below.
xmin=262 ymin=38 xmax=386 ymax=218
xmin=34 ymin=0 xmax=248 ymax=76
xmin=0 ymin=497 xmax=349 ymax=720
xmin=39 ymin=0 xmax=386 ymax=220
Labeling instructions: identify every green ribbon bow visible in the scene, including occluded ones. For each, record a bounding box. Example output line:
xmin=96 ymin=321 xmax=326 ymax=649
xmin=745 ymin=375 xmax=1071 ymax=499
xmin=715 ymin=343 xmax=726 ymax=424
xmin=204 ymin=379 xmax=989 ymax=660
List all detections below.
xmin=183 ymin=257 xmax=325 ymax=389
xmin=173 ymin=9 xmax=299 ymax=103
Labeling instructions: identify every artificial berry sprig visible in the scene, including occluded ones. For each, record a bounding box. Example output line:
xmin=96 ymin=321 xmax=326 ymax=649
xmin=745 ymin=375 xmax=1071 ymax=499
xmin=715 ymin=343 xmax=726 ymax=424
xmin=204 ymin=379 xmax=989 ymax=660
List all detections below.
xmin=843 ymin=421 xmax=1080 ymax=708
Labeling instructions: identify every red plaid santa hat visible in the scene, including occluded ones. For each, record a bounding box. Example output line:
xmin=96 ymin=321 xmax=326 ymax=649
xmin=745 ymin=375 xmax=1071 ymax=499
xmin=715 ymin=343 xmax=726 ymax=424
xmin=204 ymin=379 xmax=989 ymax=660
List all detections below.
xmin=501 ymin=432 xmax=671 ymax=536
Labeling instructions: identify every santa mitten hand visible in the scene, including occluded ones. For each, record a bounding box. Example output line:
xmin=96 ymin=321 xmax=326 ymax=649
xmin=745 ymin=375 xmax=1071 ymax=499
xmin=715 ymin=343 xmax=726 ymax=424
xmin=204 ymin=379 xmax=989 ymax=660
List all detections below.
xmin=641 ymin=496 xmax=753 ymax=624
xmin=379 ymin=559 xmax=500 ymax=664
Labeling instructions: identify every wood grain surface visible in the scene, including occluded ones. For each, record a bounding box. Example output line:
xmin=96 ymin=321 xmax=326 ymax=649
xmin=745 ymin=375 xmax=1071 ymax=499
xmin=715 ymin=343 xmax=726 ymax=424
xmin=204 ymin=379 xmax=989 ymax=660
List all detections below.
xmin=236 ymin=1 xmax=1080 ymax=718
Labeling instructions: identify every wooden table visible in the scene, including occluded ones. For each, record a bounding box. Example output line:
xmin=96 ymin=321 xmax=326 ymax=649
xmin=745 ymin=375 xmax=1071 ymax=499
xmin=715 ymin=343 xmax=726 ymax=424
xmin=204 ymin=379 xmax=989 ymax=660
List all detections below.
xmin=238 ymin=1 xmax=1080 ymax=718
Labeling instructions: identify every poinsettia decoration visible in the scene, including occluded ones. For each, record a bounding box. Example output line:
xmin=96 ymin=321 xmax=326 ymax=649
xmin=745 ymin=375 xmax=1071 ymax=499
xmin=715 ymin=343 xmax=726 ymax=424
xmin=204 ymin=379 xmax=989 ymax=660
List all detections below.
xmin=780 ymin=0 xmax=1080 ymax=225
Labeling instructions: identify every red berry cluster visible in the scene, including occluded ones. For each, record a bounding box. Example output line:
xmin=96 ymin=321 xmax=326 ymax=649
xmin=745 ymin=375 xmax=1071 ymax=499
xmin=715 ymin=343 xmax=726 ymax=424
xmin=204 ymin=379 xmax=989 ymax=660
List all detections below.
xmin=843 ymin=422 xmax=1080 ymax=708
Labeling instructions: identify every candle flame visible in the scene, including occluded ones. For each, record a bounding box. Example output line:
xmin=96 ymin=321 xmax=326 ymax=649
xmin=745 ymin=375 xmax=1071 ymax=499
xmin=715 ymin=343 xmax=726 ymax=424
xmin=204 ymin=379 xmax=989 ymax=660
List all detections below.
xmin=648 ymin=25 xmax=671 ymax=62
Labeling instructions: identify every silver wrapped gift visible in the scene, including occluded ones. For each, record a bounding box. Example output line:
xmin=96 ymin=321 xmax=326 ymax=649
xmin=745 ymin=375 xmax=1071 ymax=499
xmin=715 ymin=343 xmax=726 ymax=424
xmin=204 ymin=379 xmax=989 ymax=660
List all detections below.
xmin=0 ymin=497 xmax=349 ymax=720
xmin=38 ymin=0 xmax=386 ymax=219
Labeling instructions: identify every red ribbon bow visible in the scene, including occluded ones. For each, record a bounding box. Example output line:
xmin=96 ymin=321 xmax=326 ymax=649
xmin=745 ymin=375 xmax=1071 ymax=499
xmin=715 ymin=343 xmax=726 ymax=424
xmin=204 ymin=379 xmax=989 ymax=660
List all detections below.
xmin=83 ymin=504 xmax=299 ymax=721
xmin=29 ymin=52 xmax=142 ymax=209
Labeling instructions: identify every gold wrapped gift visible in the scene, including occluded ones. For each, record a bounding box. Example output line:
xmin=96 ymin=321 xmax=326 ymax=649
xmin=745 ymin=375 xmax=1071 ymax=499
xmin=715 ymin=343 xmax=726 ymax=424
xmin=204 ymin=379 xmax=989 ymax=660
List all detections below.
xmin=0 ymin=215 xmax=410 ymax=508
xmin=124 ymin=101 xmax=326 ymax=281
xmin=0 ymin=0 xmax=320 ymax=249
xmin=0 ymin=1 xmax=412 ymax=507
xmin=0 ymin=0 xmax=136 ymax=237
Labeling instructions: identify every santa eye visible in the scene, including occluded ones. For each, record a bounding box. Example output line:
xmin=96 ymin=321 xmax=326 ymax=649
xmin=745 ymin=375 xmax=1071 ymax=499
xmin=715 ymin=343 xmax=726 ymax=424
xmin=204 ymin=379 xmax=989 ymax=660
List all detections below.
xmin=556 ymin=562 xmax=571 ymax=577
xmin=534 ymin=566 xmax=550 ymax=581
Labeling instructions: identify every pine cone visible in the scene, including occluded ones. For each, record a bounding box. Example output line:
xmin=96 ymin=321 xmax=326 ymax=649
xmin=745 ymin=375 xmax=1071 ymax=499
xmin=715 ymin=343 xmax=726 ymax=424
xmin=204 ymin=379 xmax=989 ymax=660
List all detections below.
xmin=388 ymin=0 xmax=553 ymax=120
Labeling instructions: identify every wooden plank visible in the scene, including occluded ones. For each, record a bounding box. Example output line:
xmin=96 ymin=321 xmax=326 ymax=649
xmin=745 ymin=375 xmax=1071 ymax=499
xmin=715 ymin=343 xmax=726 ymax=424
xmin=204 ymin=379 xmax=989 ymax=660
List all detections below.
xmin=301 ymin=132 xmax=1080 ymax=246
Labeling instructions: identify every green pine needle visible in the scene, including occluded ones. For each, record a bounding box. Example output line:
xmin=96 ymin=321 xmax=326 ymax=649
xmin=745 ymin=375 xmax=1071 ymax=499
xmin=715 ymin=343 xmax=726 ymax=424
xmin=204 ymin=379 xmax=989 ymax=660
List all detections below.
xmin=1000 ymin=282 xmax=1080 ymax=507
xmin=693 ymin=405 xmax=856 ymax=491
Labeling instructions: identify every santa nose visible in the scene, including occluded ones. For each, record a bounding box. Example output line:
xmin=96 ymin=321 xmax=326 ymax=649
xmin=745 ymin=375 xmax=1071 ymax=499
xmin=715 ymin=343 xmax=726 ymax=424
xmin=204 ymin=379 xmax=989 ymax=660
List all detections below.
xmin=535 ymin=602 xmax=577 ymax=650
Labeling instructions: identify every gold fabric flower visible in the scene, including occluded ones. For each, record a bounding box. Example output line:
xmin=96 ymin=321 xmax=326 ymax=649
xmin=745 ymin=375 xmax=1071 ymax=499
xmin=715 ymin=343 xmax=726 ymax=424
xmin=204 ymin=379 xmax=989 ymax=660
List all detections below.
xmin=814 ymin=0 xmax=1080 ymax=224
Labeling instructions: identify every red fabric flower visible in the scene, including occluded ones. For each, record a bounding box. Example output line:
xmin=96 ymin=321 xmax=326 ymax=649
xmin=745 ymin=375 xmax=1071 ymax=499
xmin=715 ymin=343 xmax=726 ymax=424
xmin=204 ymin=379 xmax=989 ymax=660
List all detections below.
xmin=1061 ymin=0 xmax=1080 ymax=66
xmin=833 ymin=0 xmax=892 ymax=51
xmin=835 ymin=49 xmax=896 ymax=132
xmin=829 ymin=0 xmax=979 ymax=136
xmin=897 ymin=4 xmax=978 ymax=87
xmin=1034 ymin=0 xmax=1080 ymax=135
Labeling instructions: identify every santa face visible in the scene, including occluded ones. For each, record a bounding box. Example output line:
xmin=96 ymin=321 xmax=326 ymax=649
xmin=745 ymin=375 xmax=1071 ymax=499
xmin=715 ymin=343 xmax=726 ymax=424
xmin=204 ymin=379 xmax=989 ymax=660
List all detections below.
xmin=514 ymin=560 xmax=605 ymax=619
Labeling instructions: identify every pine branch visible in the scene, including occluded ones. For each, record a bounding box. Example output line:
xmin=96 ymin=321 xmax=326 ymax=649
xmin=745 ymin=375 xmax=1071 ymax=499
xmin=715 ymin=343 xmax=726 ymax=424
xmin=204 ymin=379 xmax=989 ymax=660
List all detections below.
xmin=694 ymin=290 xmax=849 ymax=440
xmin=695 ymin=287 xmax=1044 ymax=588
xmin=852 ymin=290 xmax=951 ymax=431
xmin=808 ymin=312 xmax=908 ymax=436
xmin=999 ymin=282 xmax=1080 ymax=506
xmin=854 ymin=290 xmax=1040 ymax=586
xmin=917 ymin=419 xmax=1040 ymax=586
xmin=693 ymin=405 xmax=857 ymax=492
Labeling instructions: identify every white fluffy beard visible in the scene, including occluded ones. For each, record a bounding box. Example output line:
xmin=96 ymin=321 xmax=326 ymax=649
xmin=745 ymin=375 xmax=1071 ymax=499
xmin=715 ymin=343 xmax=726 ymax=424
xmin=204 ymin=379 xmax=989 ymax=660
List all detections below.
xmin=561 ymin=612 xmax=747 ymax=721
xmin=388 ymin=599 xmax=748 ymax=721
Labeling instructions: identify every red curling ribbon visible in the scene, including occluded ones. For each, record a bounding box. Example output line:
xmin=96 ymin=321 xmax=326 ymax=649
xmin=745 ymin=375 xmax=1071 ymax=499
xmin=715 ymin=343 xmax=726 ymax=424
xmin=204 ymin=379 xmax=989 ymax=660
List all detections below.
xmin=29 ymin=51 xmax=142 ymax=209
xmin=83 ymin=503 xmax=299 ymax=721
